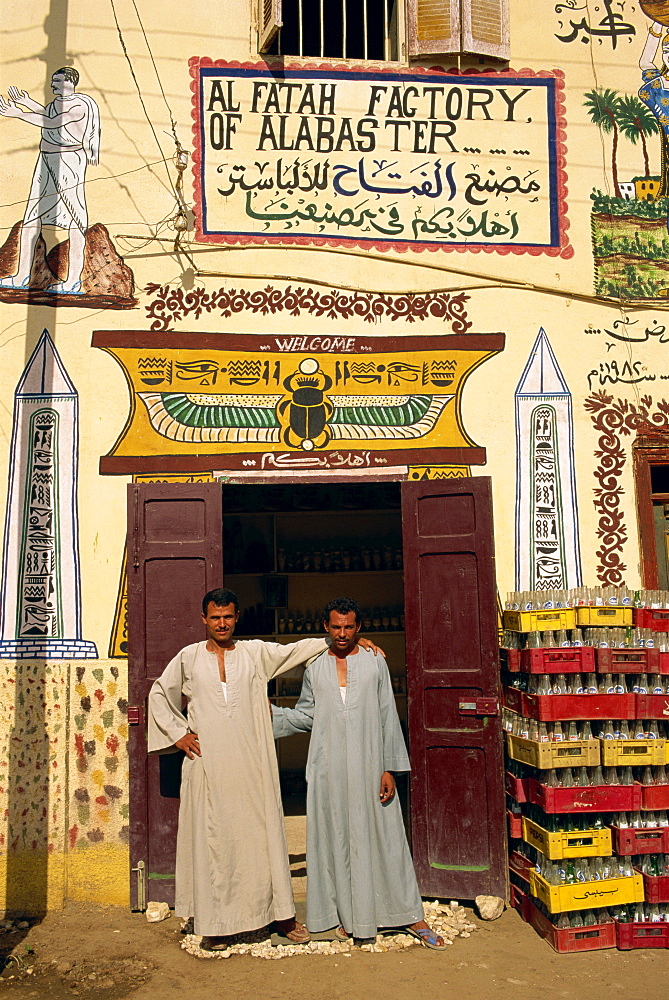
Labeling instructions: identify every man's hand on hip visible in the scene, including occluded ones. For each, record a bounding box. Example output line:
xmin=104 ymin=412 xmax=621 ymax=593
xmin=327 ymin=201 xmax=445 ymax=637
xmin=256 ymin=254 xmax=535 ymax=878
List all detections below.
xmin=176 ymin=732 xmax=201 ymax=759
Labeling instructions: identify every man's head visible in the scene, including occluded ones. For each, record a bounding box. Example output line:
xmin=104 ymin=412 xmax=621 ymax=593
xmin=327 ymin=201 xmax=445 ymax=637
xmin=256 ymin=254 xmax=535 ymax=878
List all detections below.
xmin=51 ymin=67 xmax=78 ymax=98
xmin=201 ymin=588 xmax=240 ymax=647
xmin=323 ymin=596 xmax=362 ymax=656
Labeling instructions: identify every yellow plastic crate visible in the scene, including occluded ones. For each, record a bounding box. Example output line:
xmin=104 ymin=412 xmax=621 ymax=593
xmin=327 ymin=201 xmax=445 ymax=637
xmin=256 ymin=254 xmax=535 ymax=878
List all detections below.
xmin=599 ymin=738 xmax=666 ymax=766
xmin=528 ymin=870 xmax=644 ymax=913
xmin=503 ymin=609 xmax=576 ymax=633
xmin=506 ymin=733 xmax=600 ymax=769
xmin=575 ymin=606 xmax=633 ymax=627
xmin=522 ymin=817 xmax=612 ymax=860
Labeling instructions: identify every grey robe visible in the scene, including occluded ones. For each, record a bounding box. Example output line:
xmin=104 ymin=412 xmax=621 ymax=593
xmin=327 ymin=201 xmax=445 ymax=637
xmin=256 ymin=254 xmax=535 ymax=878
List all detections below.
xmin=272 ymin=647 xmax=424 ymax=938
xmin=148 ymin=637 xmax=327 ymax=936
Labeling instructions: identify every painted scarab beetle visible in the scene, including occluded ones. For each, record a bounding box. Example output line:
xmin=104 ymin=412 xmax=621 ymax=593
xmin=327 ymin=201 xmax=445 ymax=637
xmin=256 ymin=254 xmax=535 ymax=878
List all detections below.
xmin=278 ymin=358 xmax=333 ymax=451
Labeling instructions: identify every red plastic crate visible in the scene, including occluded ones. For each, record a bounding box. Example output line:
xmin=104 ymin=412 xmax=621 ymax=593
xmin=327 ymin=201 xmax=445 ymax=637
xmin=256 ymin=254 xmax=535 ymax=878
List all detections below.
xmin=519 ymin=647 xmax=596 ymax=675
xmin=596 ymin=646 xmax=662 ymax=673
xmin=637 ymin=870 xmax=669 ymax=903
xmin=508 ymin=809 xmax=522 ymax=839
xmin=529 ymin=779 xmax=642 ymax=814
xmin=510 ymin=882 xmax=533 ymax=921
xmin=506 ymin=770 xmax=530 ymax=803
xmin=503 ymin=688 xmax=636 ymax=721
xmin=634 ymin=608 xmax=669 ymax=633
xmin=509 ymin=848 xmax=534 ymax=888
xmin=611 ymin=825 xmax=669 ymax=855
xmin=641 ymin=783 xmax=669 ymax=810
xmin=502 ymin=686 xmax=525 ymax=715
xmin=500 ymin=648 xmax=522 ymax=672
xmin=513 ymin=887 xmax=616 ymax=953
xmin=636 ymin=693 xmax=669 ymax=720
xmin=616 ymin=920 xmax=669 ymax=949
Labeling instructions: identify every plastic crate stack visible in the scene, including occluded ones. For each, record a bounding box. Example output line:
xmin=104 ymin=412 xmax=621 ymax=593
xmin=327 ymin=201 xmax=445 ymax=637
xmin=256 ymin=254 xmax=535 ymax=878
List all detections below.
xmin=502 ymin=591 xmax=669 ymax=953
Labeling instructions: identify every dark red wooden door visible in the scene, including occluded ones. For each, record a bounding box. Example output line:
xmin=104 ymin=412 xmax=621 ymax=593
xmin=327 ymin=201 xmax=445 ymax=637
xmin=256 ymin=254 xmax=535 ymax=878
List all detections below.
xmin=401 ymin=477 xmax=507 ymax=900
xmin=127 ymin=482 xmax=223 ymax=909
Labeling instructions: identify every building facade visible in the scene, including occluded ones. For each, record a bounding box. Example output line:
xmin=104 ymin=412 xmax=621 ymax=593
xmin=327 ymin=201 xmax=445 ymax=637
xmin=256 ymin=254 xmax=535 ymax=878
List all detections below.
xmin=1 ymin=0 xmax=667 ymax=912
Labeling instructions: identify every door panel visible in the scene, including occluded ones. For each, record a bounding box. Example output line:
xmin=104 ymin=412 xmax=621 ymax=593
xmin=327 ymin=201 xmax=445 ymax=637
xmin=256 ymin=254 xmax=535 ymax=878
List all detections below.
xmin=128 ymin=483 xmax=222 ymax=909
xmin=402 ymin=477 xmax=507 ymax=900
xmin=426 ymin=747 xmax=492 ymax=869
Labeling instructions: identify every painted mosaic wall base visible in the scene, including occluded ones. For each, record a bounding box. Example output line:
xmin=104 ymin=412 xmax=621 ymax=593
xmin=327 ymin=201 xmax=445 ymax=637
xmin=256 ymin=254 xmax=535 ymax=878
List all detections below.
xmin=0 ymin=659 xmax=129 ymax=915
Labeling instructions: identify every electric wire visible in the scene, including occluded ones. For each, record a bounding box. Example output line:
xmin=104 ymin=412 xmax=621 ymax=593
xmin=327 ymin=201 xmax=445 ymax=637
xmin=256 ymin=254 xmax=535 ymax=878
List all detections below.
xmin=108 ymin=0 xmax=177 ymax=198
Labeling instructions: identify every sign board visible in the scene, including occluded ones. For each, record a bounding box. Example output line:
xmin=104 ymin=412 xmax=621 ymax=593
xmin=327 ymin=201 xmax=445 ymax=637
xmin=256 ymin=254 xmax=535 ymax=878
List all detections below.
xmin=190 ymin=59 xmax=569 ymax=256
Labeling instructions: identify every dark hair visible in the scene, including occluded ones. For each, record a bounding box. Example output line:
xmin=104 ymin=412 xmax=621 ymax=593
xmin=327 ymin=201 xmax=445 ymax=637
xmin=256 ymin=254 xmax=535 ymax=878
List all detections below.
xmin=202 ymin=588 xmax=239 ymax=615
xmin=53 ymin=66 xmax=79 ymax=86
xmin=322 ymin=596 xmax=361 ymax=625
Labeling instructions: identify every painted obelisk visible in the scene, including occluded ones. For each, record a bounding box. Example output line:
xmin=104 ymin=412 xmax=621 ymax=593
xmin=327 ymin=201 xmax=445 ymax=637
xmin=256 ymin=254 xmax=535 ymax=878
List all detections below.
xmin=515 ymin=328 xmax=582 ymax=592
xmin=0 ymin=330 xmax=97 ymax=658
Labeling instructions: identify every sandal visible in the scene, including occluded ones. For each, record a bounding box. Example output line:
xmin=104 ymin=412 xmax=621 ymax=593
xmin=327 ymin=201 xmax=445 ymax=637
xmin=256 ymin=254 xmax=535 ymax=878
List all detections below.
xmin=334 ymin=926 xmax=351 ymax=941
xmin=201 ymin=936 xmax=231 ymax=951
xmin=405 ymin=925 xmax=447 ymax=951
xmin=274 ymin=919 xmax=311 ymax=943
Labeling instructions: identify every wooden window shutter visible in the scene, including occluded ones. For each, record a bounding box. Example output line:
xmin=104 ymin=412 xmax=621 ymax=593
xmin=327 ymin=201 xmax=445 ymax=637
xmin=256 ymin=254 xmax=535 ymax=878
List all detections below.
xmin=462 ymin=0 xmax=509 ymax=60
xmin=409 ymin=0 xmax=509 ymax=60
xmin=409 ymin=0 xmax=460 ymax=57
xmin=258 ymin=0 xmax=282 ymax=53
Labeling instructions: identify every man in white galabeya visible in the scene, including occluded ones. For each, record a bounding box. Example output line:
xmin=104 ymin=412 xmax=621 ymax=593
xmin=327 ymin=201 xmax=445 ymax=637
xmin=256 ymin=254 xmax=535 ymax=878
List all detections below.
xmin=0 ymin=67 xmax=100 ymax=294
xmin=147 ymin=587 xmax=384 ymax=950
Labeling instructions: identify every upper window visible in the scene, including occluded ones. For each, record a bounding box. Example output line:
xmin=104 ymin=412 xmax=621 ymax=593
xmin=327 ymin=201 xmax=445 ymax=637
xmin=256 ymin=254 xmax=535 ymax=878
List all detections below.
xmin=258 ymin=0 xmax=509 ymax=62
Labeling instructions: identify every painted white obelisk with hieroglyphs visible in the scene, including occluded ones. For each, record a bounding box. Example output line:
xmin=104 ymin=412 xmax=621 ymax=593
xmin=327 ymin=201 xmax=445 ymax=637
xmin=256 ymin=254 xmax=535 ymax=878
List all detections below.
xmin=515 ymin=328 xmax=582 ymax=593
xmin=0 ymin=329 xmax=97 ymax=658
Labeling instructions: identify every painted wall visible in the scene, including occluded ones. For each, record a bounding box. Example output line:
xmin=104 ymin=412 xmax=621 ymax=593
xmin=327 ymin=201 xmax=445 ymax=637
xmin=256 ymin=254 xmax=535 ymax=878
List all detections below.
xmin=0 ymin=0 xmax=667 ymax=911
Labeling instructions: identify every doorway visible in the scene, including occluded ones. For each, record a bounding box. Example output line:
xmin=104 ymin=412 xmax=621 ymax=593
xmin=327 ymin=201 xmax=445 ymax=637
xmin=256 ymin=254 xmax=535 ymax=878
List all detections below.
xmin=223 ymin=481 xmax=407 ymax=815
xmin=127 ymin=477 xmax=507 ymax=910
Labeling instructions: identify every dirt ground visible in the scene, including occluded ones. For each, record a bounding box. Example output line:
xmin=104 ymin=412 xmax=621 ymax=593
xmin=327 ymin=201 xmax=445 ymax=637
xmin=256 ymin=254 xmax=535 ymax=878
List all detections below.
xmin=0 ymin=900 xmax=665 ymax=1000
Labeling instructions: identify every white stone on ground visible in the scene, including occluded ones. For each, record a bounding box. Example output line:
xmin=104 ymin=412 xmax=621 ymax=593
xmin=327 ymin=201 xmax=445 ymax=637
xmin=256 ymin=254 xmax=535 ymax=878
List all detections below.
xmin=180 ymin=901 xmax=478 ymax=960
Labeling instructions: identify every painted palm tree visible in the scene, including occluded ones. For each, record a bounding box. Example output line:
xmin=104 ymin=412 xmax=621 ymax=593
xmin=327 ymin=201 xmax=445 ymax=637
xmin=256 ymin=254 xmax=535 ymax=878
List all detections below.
xmin=617 ymin=94 xmax=659 ymax=178
xmin=584 ymin=89 xmax=622 ymax=198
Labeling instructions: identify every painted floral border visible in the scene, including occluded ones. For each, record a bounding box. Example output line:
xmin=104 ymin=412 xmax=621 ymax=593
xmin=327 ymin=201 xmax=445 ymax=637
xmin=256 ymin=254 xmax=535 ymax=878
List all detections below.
xmin=584 ymin=391 xmax=669 ymax=585
xmin=143 ymin=282 xmax=473 ymax=333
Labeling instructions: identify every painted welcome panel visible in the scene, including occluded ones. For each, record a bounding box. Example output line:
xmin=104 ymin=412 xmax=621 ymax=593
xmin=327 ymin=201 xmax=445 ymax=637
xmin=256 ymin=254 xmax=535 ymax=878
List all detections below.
xmin=92 ymin=331 xmax=503 ymax=473
xmin=190 ymin=59 xmax=569 ymax=256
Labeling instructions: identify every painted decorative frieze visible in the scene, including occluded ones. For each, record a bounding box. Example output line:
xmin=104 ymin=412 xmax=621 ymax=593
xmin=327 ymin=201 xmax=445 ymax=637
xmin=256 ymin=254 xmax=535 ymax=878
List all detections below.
xmin=93 ymin=331 xmax=503 ymax=475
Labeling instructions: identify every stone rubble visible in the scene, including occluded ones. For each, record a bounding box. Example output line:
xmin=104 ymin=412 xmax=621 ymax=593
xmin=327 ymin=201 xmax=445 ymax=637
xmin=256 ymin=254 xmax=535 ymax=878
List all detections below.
xmin=180 ymin=901 xmax=477 ymax=960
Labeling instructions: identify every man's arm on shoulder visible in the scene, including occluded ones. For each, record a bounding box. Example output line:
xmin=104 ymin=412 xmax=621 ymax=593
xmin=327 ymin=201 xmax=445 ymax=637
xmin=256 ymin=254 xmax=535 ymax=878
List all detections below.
xmin=256 ymin=636 xmax=329 ymax=680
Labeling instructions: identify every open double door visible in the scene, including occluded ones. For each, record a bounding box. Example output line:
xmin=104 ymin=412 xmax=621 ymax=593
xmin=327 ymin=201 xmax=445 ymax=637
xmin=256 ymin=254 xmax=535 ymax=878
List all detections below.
xmin=127 ymin=477 xmax=507 ymax=910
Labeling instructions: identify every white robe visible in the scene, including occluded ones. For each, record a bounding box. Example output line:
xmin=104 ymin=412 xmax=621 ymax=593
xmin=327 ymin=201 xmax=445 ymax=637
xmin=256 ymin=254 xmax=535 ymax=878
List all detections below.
xmin=148 ymin=637 xmax=327 ymax=936
xmin=272 ymin=648 xmax=424 ymax=938
xmin=24 ymin=95 xmax=100 ymax=231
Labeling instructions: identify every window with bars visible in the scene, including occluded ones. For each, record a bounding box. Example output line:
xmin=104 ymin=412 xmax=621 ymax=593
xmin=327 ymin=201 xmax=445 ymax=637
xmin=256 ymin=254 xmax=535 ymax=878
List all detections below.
xmin=258 ymin=0 xmax=509 ymax=62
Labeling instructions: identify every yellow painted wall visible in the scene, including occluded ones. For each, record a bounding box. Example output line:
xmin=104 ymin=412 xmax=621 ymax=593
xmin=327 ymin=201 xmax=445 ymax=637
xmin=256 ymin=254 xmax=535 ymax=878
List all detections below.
xmin=0 ymin=0 xmax=667 ymax=910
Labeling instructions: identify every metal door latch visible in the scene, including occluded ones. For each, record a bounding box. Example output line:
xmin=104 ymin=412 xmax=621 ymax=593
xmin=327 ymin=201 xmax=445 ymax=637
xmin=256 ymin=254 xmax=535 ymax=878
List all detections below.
xmin=458 ymin=698 xmax=499 ymax=716
xmin=131 ymin=859 xmax=147 ymax=911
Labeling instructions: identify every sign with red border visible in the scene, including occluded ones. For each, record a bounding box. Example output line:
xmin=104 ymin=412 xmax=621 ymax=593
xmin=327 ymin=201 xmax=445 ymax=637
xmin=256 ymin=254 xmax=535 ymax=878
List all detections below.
xmin=190 ymin=58 xmax=570 ymax=258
